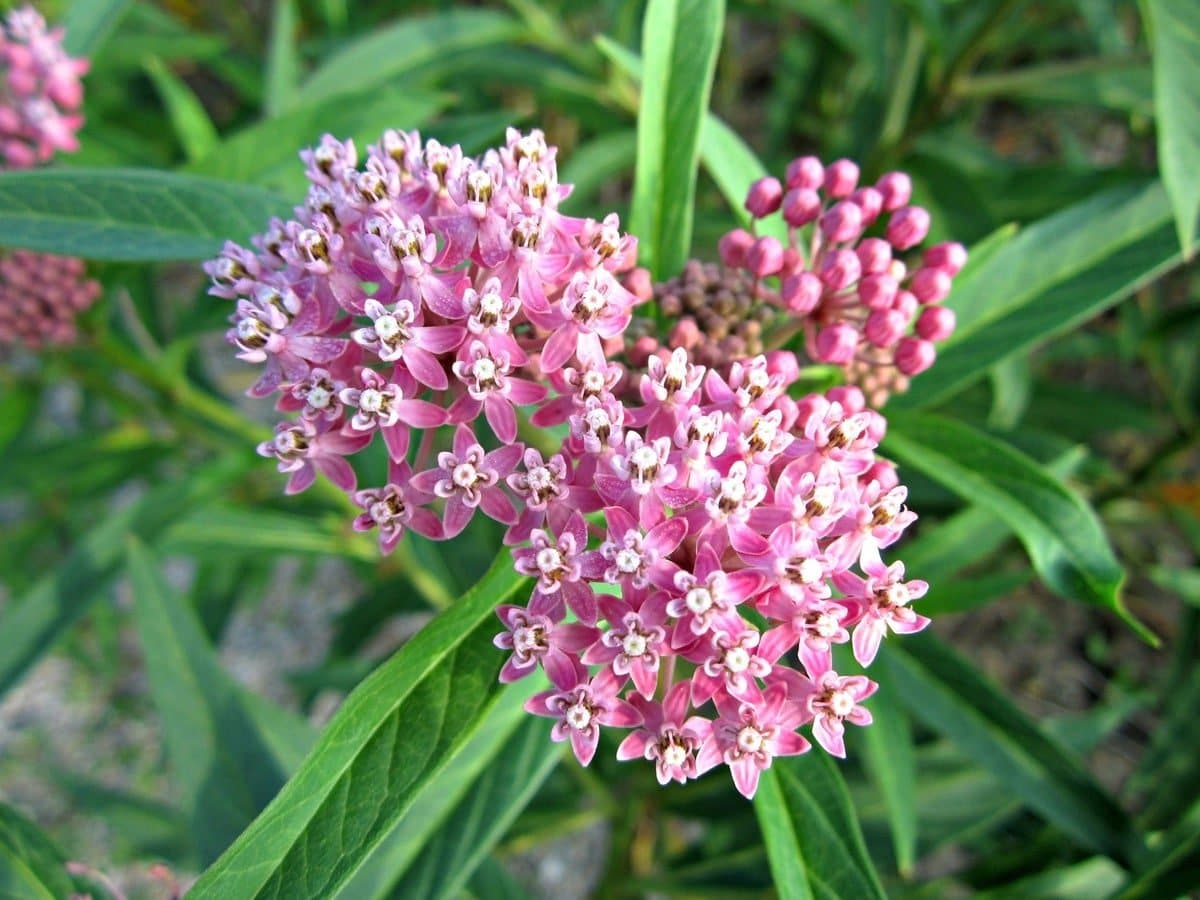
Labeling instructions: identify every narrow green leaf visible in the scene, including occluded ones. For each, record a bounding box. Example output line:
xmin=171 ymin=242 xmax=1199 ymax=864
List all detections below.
xmin=187 ymin=90 xmax=446 ymax=194
xmin=987 ymin=355 xmax=1032 ymax=430
xmin=882 ymin=636 xmax=1142 ymax=864
xmin=1112 ymin=799 xmax=1200 ymax=899
xmin=1147 ymin=564 xmax=1200 ymax=608
xmin=956 ymin=60 xmax=1153 ymax=116
xmin=462 ymin=858 xmax=527 ymax=900
xmin=295 ymin=10 xmax=523 ymax=107
xmin=973 ymin=857 xmax=1126 ymax=899
xmin=189 ymin=556 xmax=530 ymax=899
xmin=630 ymin=0 xmax=725 ymax=278
xmin=1143 ymin=0 xmax=1200 ymax=256
xmin=559 ymin=130 xmax=637 ymax=209
xmin=858 ymin=670 xmax=917 ymax=876
xmin=0 ymin=803 xmax=78 ymax=900
xmin=160 ymin=505 xmax=375 ymax=561
xmin=127 ymin=539 xmax=316 ymax=863
xmin=395 ymin=717 xmax=561 ymax=899
xmin=754 ymin=768 xmax=813 ymax=900
xmin=773 ymin=753 xmax=889 ymax=900
xmin=62 ymin=0 xmax=134 ymax=56
xmin=895 ymin=183 xmax=1182 ymax=408
xmin=265 ymin=0 xmax=301 ymax=116
xmin=699 ymin=115 xmax=788 ymax=242
xmin=143 ymin=57 xmax=220 ymax=163
xmin=0 ymin=169 xmax=290 ymax=261
xmin=0 ymin=454 xmax=252 ymax=695
xmin=0 ymin=384 xmax=36 ymax=461
xmin=884 ymin=411 xmax=1149 ymax=640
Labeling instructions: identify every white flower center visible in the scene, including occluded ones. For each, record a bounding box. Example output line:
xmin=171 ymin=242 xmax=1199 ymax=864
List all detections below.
xmin=830 ymin=689 xmax=855 ymax=718
xmin=885 ymin=583 xmax=910 ymax=607
xmin=578 ymin=288 xmax=606 ymax=317
xmin=632 ymin=445 xmax=659 ymax=471
xmin=360 ymin=388 xmax=385 ymax=413
xmin=536 ymin=547 xmax=564 ymax=573
xmin=374 ymin=314 xmax=401 ymax=341
xmin=736 ymin=725 xmax=764 ymax=754
xmin=527 ymin=466 xmax=552 ymax=491
xmin=514 ymin=624 xmax=545 ymax=654
xmin=479 ymin=291 xmax=503 ymax=318
xmin=812 ymin=484 xmax=836 ymax=510
xmin=565 ymin=702 xmax=592 ymax=731
xmin=622 ymin=632 xmax=648 ymax=658
xmin=585 ymin=409 xmax=611 ymax=431
xmin=662 ymin=741 xmax=688 ymax=767
xmin=473 ymin=357 xmax=498 ymax=383
xmin=724 ymin=646 xmax=751 ymax=673
xmin=307 ymin=386 xmax=332 ymax=409
xmin=796 ymin=558 xmax=823 ymax=585
xmin=615 ymin=548 xmax=642 ymax=574
xmin=815 ymin=613 xmax=840 ymax=638
xmin=686 ymin=587 xmax=713 ymax=615
xmin=452 ymin=462 xmax=478 ymax=488
xmin=582 ymin=370 xmax=606 ymax=393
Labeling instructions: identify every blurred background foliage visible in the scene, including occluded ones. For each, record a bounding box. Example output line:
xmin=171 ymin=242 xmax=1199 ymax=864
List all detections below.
xmin=0 ymin=0 xmax=1198 ymax=898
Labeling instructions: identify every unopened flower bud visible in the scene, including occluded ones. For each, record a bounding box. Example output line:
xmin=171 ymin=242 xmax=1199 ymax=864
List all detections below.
xmin=782 ymin=188 xmax=821 ymax=227
xmin=892 ymin=289 xmax=918 ymax=319
xmin=851 ymin=187 xmax=883 ymax=226
xmin=875 ymin=172 xmax=912 ymax=211
xmin=923 ymin=241 xmax=968 ymax=275
xmin=824 ymin=159 xmax=859 ymax=198
xmin=916 ymin=305 xmax=956 ymax=341
xmin=886 ymin=206 xmax=931 ymax=250
xmin=895 ymin=336 xmax=936 ymax=375
xmin=816 ymin=323 xmax=858 ymax=364
xmin=719 ymin=228 xmax=754 ymax=267
xmin=782 ymin=271 xmax=822 ymax=313
xmin=818 ymin=249 xmax=861 ymax=291
xmin=786 ymin=155 xmax=824 ymax=190
xmin=865 ymin=309 xmax=907 ymax=347
xmin=910 ymin=266 xmax=952 ymax=303
xmin=745 ymin=176 xmax=783 ymax=218
xmin=858 ymin=273 xmax=898 ymax=310
xmin=826 ymin=385 xmax=865 ymax=413
xmin=747 ymin=236 xmax=784 ymax=277
xmin=856 ymin=238 xmax=892 ymax=274
xmin=820 ymin=201 xmax=864 ymax=243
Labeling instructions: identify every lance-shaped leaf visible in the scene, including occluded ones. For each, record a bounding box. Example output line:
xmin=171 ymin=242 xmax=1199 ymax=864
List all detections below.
xmin=189 ymin=555 xmax=530 ymax=899
xmin=62 ymin=0 xmax=133 ymax=56
xmin=126 ymin=539 xmax=316 ymax=863
xmin=0 ymin=169 xmax=291 ymax=260
xmin=883 ymin=411 xmax=1150 ymax=641
xmin=0 ymin=802 xmax=79 ymax=899
xmin=629 ymin=0 xmax=725 ymax=278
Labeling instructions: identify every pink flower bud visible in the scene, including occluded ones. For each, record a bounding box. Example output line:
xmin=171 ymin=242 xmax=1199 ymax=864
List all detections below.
xmin=718 ymin=228 xmax=754 ymax=268
xmin=895 ymin=336 xmax=936 ymax=375
xmin=923 ymin=241 xmax=968 ymax=275
xmin=670 ymin=317 xmax=702 ymax=349
xmin=824 ymin=159 xmax=859 ymax=198
xmin=765 ymin=349 xmax=801 ymax=383
xmin=747 ymin=236 xmax=784 ymax=277
xmin=865 ymin=309 xmax=907 ymax=347
xmin=782 ymin=188 xmax=821 ymax=227
xmin=628 ymin=335 xmax=659 ymax=367
xmin=815 ymin=323 xmax=858 ymax=364
xmin=916 ymin=305 xmax=956 ymax=341
xmin=827 ymin=385 xmax=865 ymax=413
xmin=851 ymin=187 xmax=883 ymax=226
xmin=745 ymin=176 xmax=784 ymax=218
xmin=875 ymin=172 xmax=912 ymax=211
xmin=864 ymin=412 xmax=888 ymax=445
xmin=819 ymin=201 xmax=864 ymax=243
xmin=892 ymin=289 xmax=918 ymax=319
xmin=625 ymin=266 xmax=654 ymax=301
xmin=864 ymin=459 xmax=898 ymax=489
xmin=782 ymin=271 xmax=823 ymax=313
xmin=886 ymin=206 xmax=931 ymax=250
xmin=858 ymin=273 xmax=898 ymax=310
xmin=856 ymin=237 xmax=892 ymax=274
xmin=910 ymin=266 xmax=952 ymax=303
xmin=818 ymin=249 xmax=861 ymax=291
xmin=786 ymin=155 xmax=824 ymax=190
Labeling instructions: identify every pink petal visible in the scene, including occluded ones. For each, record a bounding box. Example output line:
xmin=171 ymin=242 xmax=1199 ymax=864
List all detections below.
xmin=852 ymin=619 xmax=886 ymax=666
xmin=415 ymin=324 xmax=466 ymax=354
xmin=382 ymin=424 xmax=411 ymax=462
xmin=403 ymin=346 xmax=449 ymax=390
xmin=569 ymin=728 xmax=599 ymax=766
xmin=540 ymin=325 xmax=578 ymax=373
xmin=479 ymin=486 xmax=517 ymax=524
xmin=730 ymin=758 xmax=763 ymax=799
xmin=484 ymin=396 xmax=518 ymax=444
xmin=616 ymin=731 xmax=652 ymax=761
xmin=443 ymin=494 xmax=474 ymax=538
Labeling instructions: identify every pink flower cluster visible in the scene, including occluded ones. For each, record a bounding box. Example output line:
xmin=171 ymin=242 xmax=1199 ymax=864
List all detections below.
xmin=0 ymin=6 xmax=87 ymax=168
xmin=720 ymin=157 xmax=966 ymax=406
xmin=0 ymin=250 xmax=99 ymax=346
xmin=499 ymin=353 xmax=930 ymax=798
xmin=204 ymin=128 xmax=642 ymax=536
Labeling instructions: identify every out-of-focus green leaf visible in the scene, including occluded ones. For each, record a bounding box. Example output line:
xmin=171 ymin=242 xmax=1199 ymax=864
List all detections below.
xmin=919 ymin=570 xmax=1032 ymax=616
xmin=265 ymin=0 xmax=300 ymax=116
xmin=885 ymin=411 xmax=1148 ymax=639
xmin=1147 ymin=565 xmax=1200 ymax=608
xmin=0 ymin=454 xmax=251 ymax=695
xmin=462 ymin=858 xmax=527 ymax=900
xmin=143 ymin=57 xmax=219 ymax=163
xmin=859 ymin=666 xmax=917 ymax=876
xmin=1131 ymin=650 xmax=1200 ymax=830
xmin=187 ymin=90 xmax=445 ymax=194
xmin=0 ymin=169 xmax=290 ymax=261
xmin=699 ymin=115 xmax=788 ymax=242
xmin=0 ymin=802 xmax=84 ymax=899
xmin=987 ymin=355 xmax=1032 ymax=430
xmin=127 ymin=539 xmax=315 ymax=863
xmin=882 ymin=636 xmax=1142 ymax=864
xmin=776 ymin=0 xmax=868 ymax=54
xmin=1111 ymin=799 xmax=1200 ymax=899
xmin=759 ymin=752 xmax=888 ymax=900
xmin=956 ymin=60 xmax=1153 ymax=115
xmin=62 ymin=0 xmax=134 ymax=56
xmin=189 ymin=556 xmax=530 ymax=899
xmin=295 ymin=10 xmax=523 ymax=107
xmin=630 ymin=0 xmax=725 ymax=278
xmin=754 ymin=768 xmax=812 ymax=900
xmin=0 ymin=384 xmax=36 ymax=461
xmin=559 ymin=130 xmax=637 ymax=209
xmin=338 ymin=678 xmax=545 ymax=899
xmin=49 ymin=773 xmax=192 ymax=862
xmin=895 ymin=183 xmax=1182 ymax=408
xmin=160 ymin=505 xmax=375 ymax=561
xmin=1143 ymin=0 xmax=1200 ymax=255
xmin=972 ymin=857 xmax=1126 ymax=899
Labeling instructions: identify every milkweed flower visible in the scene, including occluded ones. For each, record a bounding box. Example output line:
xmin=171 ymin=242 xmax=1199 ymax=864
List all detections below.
xmin=0 ymin=250 xmax=99 ymax=347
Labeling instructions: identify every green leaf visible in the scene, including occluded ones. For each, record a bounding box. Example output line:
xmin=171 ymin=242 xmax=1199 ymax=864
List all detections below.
xmin=1112 ymin=800 xmax=1200 ymax=899
xmin=338 ymin=678 xmax=545 ymax=899
xmin=143 ymin=57 xmax=220 ymax=162
xmin=884 ymin=411 xmax=1149 ymax=640
xmin=1143 ymin=0 xmax=1200 ymax=256
xmin=559 ymin=130 xmax=637 ymax=210
xmin=0 ymin=454 xmax=252 ymax=695
xmin=955 ymin=60 xmax=1153 ymax=116
xmin=761 ymin=753 xmax=889 ymax=900
xmin=186 ymin=90 xmax=446 ymax=195
xmin=0 ymin=384 xmax=36 ymax=461
xmin=392 ymin=717 xmax=560 ymax=899
xmin=881 ymin=635 xmax=1142 ymax=864
xmin=630 ymin=0 xmax=725 ymax=278
xmin=0 ymin=802 xmax=78 ymax=900
xmin=858 ymin=669 xmax=917 ymax=876
xmin=294 ymin=10 xmax=523 ymax=107
xmin=973 ymin=857 xmax=1126 ymax=899
xmin=462 ymin=858 xmax=527 ymax=900
xmin=127 ymin=538 xmax=316 ymax=863
xmin=894 ymin=182 xmax=1183 ymax=408
xmin=265 ymin=0 xmax=301 ymax=116
xmin=62 ymin=0 xmax=134 ymax=56
xmin=189 ymin=555 xmax=530 ymax=899
xmin=160 ymin=505 xmax=375 ymax=561
xmin=0 ymin=169 xmax=290 ymax=261
xmin=699 ymin=115 xmax=788 ymax=242
xmin=754 ymin=768 xmax=813 ymax=900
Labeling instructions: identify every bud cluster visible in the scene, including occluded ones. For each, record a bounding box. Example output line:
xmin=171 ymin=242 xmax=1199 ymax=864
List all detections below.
xmin=0 ymin=251 xmax=99 ymax=346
